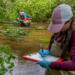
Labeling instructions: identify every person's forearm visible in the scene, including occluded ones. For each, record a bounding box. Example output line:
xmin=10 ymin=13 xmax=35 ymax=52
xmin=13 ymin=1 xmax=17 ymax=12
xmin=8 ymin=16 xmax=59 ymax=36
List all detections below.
xmin=49 ymin=60 xmax=75 ymax=70
xmin=70 ymin=30 xmax=75 ymax=61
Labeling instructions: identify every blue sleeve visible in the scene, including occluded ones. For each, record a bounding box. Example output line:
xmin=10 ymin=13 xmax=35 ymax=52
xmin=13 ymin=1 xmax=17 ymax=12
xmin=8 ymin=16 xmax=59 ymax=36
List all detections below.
xmin=22 ymin=13 xmax=27 ymax=18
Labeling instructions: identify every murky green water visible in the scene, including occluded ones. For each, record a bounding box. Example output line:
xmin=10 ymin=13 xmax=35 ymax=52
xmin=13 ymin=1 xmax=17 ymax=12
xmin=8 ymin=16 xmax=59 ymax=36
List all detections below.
xmin=0 ymin=23 xmax=53 ymax=75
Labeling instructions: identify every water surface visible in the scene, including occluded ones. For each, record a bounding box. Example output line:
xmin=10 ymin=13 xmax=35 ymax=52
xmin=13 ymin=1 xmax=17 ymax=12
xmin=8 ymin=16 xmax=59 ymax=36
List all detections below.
xmin=0 ymin=23 xmax=53 ymax=75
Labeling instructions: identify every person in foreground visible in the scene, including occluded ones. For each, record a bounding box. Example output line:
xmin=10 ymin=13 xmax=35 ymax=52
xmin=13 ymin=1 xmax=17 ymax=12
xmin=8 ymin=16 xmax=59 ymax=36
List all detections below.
xmin=13 ymin=10 xmax=31 ymax=26
xmin=36 ymin=4 xmax=75 ymax=75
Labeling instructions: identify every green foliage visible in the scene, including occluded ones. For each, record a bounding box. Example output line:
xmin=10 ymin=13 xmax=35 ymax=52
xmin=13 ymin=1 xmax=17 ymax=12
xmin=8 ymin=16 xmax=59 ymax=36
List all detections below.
xmin=3 ymin=27 xmax=30 ymax=36
xmin=56 ymin=0 xmax=75 ymax=16
xmin=8 ymin=62 xmax=14 ymax=69
xmin=14 ymin=0 xmax=56 ymax=22
xmin=0 ymin=0 xmax=57 ymax=22
xmin=0 ymin=57 xmax=4 ymax=63
xmin=0 ymin=0 xmax=5 ymax=22
xmin=0 ymin=45 xmax=16 ymax=75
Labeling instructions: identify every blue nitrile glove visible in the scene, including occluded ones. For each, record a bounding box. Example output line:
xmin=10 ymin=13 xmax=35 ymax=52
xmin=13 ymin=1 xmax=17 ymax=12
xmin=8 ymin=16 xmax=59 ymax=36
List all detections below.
xmin=39 ymin=49 xmax=50 ymax=57
xmin=13 ymin=21 xmax=16 ymax=24
xmin=36 ymin=58 xmax=52 ymax=68
xmin=17 ymin=19 xmax=21 ymax=22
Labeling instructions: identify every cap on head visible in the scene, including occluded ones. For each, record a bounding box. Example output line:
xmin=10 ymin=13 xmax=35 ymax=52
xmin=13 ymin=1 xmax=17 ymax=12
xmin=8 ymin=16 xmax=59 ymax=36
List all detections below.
xmin=48 ymin=4 xmax=73 ymax=33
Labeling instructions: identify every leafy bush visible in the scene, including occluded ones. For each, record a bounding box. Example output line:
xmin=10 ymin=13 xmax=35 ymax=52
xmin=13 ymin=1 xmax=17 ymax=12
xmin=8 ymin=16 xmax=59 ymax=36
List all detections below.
xmin=0 ymin=45 xmax=16 ymax=75
xmin=56 ymin=0 xmax=75 ymax=16
xmin=13 ymin=0 xmax=57 ymax=22
xmin=0 ymin=0 xmax=75 ymax=22
xmin=0 ymin=0 xmax=57 ymax=22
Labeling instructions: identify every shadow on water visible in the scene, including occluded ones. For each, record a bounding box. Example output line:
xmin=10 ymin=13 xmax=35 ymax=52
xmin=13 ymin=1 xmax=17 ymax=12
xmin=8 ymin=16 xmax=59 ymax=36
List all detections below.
xmin=0 ymin=23 xmax=53 ymax=75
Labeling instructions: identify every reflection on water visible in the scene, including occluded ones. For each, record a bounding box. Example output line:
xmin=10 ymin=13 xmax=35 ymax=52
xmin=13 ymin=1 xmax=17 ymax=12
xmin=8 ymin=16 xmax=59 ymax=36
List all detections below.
xmin=6 ymin=58 xmax=45 ymax=75
xmin=0 ymin=23 xmax=53 ymax=75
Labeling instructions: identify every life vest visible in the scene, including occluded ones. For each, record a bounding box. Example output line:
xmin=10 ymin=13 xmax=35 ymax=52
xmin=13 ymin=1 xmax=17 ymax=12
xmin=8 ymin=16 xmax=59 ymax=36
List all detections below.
xmin=20 ymin=13 xmax=29 ymax=20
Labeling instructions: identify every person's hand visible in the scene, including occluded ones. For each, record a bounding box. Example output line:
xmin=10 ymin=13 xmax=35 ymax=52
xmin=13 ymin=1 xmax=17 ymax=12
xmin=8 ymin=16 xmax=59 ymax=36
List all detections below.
xmin=16 ymin=19 xmax=21 ymax=22
xmin=36 ymin=58 xmax=52 ymax=68
xmin=39 ymin=49 xmax=50 ymax=57
xmin=13 ymin=21 xmax=16 ymax=24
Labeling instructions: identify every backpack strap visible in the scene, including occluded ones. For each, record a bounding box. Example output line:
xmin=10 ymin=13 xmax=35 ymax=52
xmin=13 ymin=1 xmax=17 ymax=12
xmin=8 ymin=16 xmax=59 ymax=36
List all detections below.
xmin=61 ymin=28 xmax=75 ymax=58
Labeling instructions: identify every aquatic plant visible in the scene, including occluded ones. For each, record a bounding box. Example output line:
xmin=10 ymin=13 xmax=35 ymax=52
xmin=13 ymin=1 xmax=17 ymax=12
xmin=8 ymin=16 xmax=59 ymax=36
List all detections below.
xmin=0 ymin=25 xmax=5 ymax=29
xmin=18 ymin=27 xmax=30 ymax=30
xmin=38 ymin=39 xmax=50 ymax=43
xmin=0 ymin=45 xmax=16 ymax=75
xmin=3 ymin=37 xmax=23 ymax=41
xmin=3 ymin=27 xmax=30 ymax=36
xmin=29 ymin=33 xmax=41 ymax=36
xmin=31 ymin=26 xmax=46 ymax=30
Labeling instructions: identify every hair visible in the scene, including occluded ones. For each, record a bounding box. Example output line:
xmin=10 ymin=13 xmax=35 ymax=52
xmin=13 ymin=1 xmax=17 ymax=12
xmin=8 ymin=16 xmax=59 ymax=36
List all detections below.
xmin=65 ymin=17 xmax=74 ymax=26
xmin=17 ymin=10 xmax=21 ymax=13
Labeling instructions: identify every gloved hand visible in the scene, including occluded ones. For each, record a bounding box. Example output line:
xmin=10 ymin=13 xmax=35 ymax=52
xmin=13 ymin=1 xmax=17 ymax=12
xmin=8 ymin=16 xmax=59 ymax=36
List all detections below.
xmin=36 ymin=58 xmax=52 ymax=68
xmin=39 ymin=49 xmax=50 ymax=57
xmin=13 ymin=21 xmax=16 ymax=24
xmin=17 ymin=19 xmax=21 ymax=22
